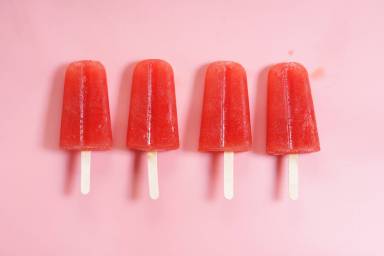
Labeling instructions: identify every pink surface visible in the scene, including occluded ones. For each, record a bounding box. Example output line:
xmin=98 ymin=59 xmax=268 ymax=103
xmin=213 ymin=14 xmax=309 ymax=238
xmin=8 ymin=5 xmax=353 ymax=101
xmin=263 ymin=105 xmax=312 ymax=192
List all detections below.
xmin=0 ymin=0 xmax=383 ymax=255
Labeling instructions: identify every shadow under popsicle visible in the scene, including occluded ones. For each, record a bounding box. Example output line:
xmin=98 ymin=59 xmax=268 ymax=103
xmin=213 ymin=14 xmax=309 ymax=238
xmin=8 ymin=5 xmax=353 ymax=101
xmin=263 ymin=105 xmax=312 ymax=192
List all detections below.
xmin=63 ymin=151 xmax=79 ymax=195
xmin=206 ymin=153 xmax=221 ymax=200
xmin=182 ymin=64 xmax=223 ymax=199
xmin=43 ymin=64 xmax=80 ymax=195
xmin=129 ymin=151 xmax=144 ymax=200
xmin=253 ymin=65 xmax=285 ymax=200
xmin=115 ymin=62 xmax=153 ymax=200
xmin=274 ymin=156 xmax=285 ymax=200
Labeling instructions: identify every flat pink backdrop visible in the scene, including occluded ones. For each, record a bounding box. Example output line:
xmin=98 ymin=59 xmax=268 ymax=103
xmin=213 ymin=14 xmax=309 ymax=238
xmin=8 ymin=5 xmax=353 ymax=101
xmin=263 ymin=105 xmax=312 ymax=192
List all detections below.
xmin=1 ymin=0 xmax=383 ymax=255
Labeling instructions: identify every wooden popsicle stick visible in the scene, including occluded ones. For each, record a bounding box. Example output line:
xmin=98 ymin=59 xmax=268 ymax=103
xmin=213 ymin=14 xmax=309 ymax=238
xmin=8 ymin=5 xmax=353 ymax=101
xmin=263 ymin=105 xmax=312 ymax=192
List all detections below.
xmin=147 ymin=151 xmax=159 ymax=200
xmin=288 ymin=154 xmax=299 ymax=200
xmin=80 ymin=151 xmax=91 ymax=195
xmin=224 ymin=151 xmax=234 ymax=200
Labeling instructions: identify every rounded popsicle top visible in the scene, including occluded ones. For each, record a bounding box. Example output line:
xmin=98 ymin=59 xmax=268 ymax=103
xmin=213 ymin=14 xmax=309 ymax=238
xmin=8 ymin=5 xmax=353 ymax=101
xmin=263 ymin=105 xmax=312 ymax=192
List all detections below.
xmin=127 ymin=59 xmax=179 ymax=151
xmin=60 ymin=60 xmax=112 ymax=151
xmin=268 ymin=62 xmax=308 ymax=79
xmin=134 ymin=59 xmax=172 ymax=69
xmin=206 ymin=61 xmax=246 ymax=74
xmin=67 ymin=60 xmax=105 ymax=69
xmin=267 ymin=62 xmax=320 ymax=155
xmin=65 ymin=60 xmax=107 ymax=81
xmin=199 ymin=61 xmax=252 ymax=152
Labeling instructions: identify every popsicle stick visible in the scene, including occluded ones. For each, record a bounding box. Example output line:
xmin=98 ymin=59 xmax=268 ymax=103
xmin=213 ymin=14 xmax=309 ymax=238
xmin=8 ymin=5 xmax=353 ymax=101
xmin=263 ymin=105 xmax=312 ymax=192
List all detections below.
xmin=147 ymin=151 xmax=159 ymax=200
xmin=288 ymin=154 xmax=299 ymax=200
xmin=80 ymin=151 xmax=91 ymax=195
xmin=224 ymin=151 xmax=234 ymax=200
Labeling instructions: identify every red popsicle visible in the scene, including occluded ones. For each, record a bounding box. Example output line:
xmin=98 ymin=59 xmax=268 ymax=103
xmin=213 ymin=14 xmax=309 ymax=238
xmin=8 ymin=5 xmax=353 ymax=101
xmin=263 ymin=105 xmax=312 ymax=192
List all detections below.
xmin=199 ymin=61 xmax=252 ymax=199
xmin=127 ymin=59 xmax=179 ymax=151
xmin=60 ymin=60 xmax=112 ymax=194
xmin=199 ymin=61 xmax=252 ymax=151
xmin=127 ymin=59 xmax=179 ymax=199
xmin=267 ymin=62 xmax=320 ymax=199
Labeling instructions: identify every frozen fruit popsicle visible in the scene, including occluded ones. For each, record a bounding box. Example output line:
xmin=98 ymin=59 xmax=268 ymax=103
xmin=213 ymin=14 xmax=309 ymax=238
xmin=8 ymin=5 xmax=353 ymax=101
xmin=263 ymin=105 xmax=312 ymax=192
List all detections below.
xmin=127 ymin=59 xmax=179 ymax=199
xmin=199 ymin=61 xmax=252 ymax=199
xmin=60 ymin=60 xmax=112 ymax=194
xmin=267 ymin=62 xmax=320 ymax=200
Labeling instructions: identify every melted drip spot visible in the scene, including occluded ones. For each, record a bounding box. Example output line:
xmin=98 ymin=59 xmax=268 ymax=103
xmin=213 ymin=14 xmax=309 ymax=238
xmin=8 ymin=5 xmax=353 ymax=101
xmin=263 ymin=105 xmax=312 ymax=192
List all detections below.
xmin=311 ymin=67 xmax=325 ymax=80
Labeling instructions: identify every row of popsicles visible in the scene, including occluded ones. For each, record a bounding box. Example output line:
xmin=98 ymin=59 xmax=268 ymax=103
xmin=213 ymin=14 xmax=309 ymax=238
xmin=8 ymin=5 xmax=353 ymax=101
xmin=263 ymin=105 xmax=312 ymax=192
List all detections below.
xmin=60 ymin=59 xmax=320 ymax=200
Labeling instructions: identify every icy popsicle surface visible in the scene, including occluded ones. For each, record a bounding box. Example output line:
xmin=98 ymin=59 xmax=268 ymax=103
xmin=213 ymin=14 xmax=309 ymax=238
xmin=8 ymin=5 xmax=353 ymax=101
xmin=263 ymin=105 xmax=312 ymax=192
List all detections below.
xmin=199 ymin=61 xmax=252 ymax=152
xmin=60 ymin=60 xmax=112 ymax=150
xmin=267 ymin=62 xmax=320 ymax=155
xmin=127 ymin=59 xmax=179 ymax=151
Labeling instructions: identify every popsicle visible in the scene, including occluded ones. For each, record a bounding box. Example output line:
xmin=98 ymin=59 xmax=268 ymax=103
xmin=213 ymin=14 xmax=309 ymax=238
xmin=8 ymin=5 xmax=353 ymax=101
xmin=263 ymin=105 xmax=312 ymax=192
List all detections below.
xmin=267 ymin=62 xmax=320 ymax=200
xmin=60 ymin=60 xmax=112 ymax=194
xmin=199 ymin=61 xmax=252 ymax=199
xmin=127 ymin=59 xmax=179 ymax=199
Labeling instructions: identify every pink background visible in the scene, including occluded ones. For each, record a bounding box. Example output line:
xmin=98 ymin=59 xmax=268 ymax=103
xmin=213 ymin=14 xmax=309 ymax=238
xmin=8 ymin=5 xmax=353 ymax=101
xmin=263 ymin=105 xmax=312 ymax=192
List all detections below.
xmin=1 ymin=0 xmax=383 ymax=255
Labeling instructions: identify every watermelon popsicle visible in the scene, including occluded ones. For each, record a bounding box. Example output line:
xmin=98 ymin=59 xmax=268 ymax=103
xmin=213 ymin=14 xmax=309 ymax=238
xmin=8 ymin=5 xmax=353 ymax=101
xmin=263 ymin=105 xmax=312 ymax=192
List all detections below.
xmin=127 ymin=59 xmax=179 ymax=199
xmin=199 ymin=61 xmax=252 ymax=199
xmin=60 ymin=60 xmax=112 ymax=194
xmin=267 ymin=62 xmax=320 ymax=200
